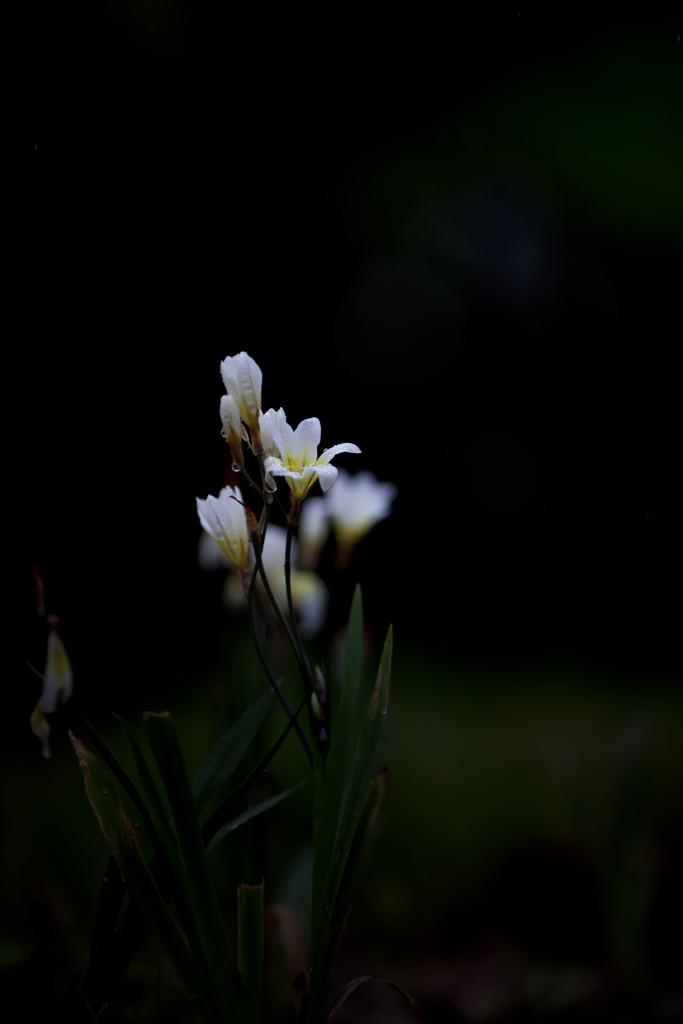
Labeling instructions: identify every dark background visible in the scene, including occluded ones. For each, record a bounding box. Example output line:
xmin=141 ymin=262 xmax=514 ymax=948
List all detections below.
xmin=17 ymin=3 xmax=682 ymax=715
xmin=8 ymin=3 xmax=683 ymax=1019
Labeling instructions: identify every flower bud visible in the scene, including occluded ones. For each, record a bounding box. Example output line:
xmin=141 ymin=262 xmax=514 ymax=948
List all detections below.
xmin=42 ymin=616 xmax=74 ymax=714
xmin=220 ymin=395 xmax=244 ymax=471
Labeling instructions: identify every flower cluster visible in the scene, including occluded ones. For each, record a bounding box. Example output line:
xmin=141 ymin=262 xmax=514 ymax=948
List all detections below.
xmin=197 ymin=350 xmax=396 ymax=632
xmin=217 ymin=352 xmax=361 ymax=517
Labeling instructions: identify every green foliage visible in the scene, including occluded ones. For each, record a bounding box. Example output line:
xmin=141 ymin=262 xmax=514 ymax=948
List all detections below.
xmin=308 ymin=586 xmax=393 ymax=1021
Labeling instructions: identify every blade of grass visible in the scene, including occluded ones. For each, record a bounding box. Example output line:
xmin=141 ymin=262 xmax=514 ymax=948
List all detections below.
xmin=206 ymin=781 xmax=307 ymax=853
xmin=144 ymin=713 xmax=238 ymax=1019
xmin=324 ymin=767 xmax=388 ymax=978
xmin=237 ymin=882 xmax=265 ymax=1024
xmin=311 ymin=587 xmax=364 ymax=945
xmin=78 ymin=701 xmax=307 ymax=1017
xmin=192 ymin=690 xmax=274 ymax=815
xmin=112 ymin=712 xmax=216 ymax=996
xmin=200 ymin=695 xmax=306 ymax=847
xmin=309 ymin=626 xmax=392 ymax=1023
xmin=68 ymin=732 xmax=219 ymax=1023
xmin=75 ymin=854 xmax=126 ymax=1014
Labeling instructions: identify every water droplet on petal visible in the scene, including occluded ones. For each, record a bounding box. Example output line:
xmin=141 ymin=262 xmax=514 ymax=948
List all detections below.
xmin=206 ymin=755 xmax=211 ymax=761
xmin=381 ymin=707 xmax=387 ymax=714
xmin=232 ymin=461 xmax=242 ymax=472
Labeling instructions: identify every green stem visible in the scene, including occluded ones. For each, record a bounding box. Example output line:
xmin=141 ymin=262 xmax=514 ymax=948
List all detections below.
xmin=251 ymin=542 xmax=313 ymax=696
xmin=285 ymin=523 xmax=308 ymax=673
xmin=240 ymin=464 xmax=267 ymax=503
xmin=247 ymin=592 xmax=313 ymax=767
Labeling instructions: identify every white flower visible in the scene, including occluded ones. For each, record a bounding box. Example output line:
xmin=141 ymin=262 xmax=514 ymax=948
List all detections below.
xmin=324 ymin=468 xmax=397 ymax=545
xmin=256 ymin=525 xmax=329 ymax=637
xmin=298 ymin=497 xmax=330 ymax=568
xmin=220 ymin=394 xmax=245 ymax=469
xmin=264 ymin=416 xmax=360 ymax=502
xmin=196 ymin=485 xmax=250 ymax=584
xmin=220 ymin=352 xmax=264 ymax=454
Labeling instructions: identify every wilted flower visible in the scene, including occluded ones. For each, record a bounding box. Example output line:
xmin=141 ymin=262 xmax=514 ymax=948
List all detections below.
xmin=324 ymin=469 xmax=397 ymax=546
xmin=220 ymin=352 xmax=263 ymax=454
xmin=30 ymin=616 xmax=74 ymax=759
xmin=264 ymin=416 xmax=360 ymax=511
xmin=196 ymin=485 xmax=251 ymax=587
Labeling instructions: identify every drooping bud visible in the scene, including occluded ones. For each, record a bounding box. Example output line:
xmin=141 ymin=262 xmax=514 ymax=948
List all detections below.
xmin=30 ymin=698 xmax=51 ymax=759
xmin=220 ymin=395 xmax=244 ymax=471
xmin=42 ymin=616 xmax=74 ymax=714
xmin=220 ymin=352 xmax=264 ymax=455
xmin=30 ymin=615 xmax=74 ymax=759
xmin=197 ymin=486 xmax=251 ymax=587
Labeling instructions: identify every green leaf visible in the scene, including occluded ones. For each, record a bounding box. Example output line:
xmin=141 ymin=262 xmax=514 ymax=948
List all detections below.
xmin=310 ymin=625 xmax=393 ymax=1021
xmin=192 ymin=690 xmax=274 ymax=816
xmin=75 ymin=854 xmax=126 ymax=1011
xmin=206 ymin=781 xmax=307 ymax=853
xmin=324 ymin=767 xmax=389 ymax=976
xmin=237 ymin=882 xmax=265 ymax=1024
xmin=311 ymin=587 xmax=364 ymax=936
xmin=200 ymin=696 xmax=306 ymax=848
xmin=112 ymin=712 xmax=213 ymax=993
xmin=68 ymin=732 xmax=213 ymax=1019
xmin=144 ymin=713 xmax=238 ymax=1019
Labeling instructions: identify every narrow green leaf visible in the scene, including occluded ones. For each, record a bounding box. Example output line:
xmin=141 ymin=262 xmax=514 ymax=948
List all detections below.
xmin=206 ymin=781 xmax=307 ymax=853
xmin=311 ymin=587 xmax=364 ymax=952
xmin=112 ymin=712 xmax=214 ymax=996
xmin=77 ymin=701 xmax=304 ymax=1018
xmin=68 ymin=732 xmax=213 ymax=1019
xmin=325 ymin=767 xmax=389 ymax=975
xmin=192 ymin=690 xmax=274 ymax=816
xmin=237 ymin=882 xmax=265 ymax=1024
xmin=76 ymin=854 xmax=126 ymax=1009
xmin=324 ymin=974 xmax=429 ymax=1023
xmin=311 ymin=626 xmax=393 ymax=1019
xmin=112 ymin=713 xmax=182 ymax=877
xmin=144 ymin=713 xmax=238 ymax=1019
xmin=200 ymin=696 xmax=306 ymax=848
xmin=324 ymin=586 xmax=364 ymax=832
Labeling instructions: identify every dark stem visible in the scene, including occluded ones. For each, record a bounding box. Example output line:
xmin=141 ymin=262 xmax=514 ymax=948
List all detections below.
xmin=247 ymin=593 xmax=313 ymax=767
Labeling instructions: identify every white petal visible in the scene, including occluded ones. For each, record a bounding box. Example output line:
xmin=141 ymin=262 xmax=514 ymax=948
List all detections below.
xmin=299 ymin=498 xmax=330 ymax=547
xmin=264 ymin=456 xmax=286 ymax=478
xmin=316 ymin=442 xmax=361 ymax=465
xmin=42 ymin=629 xmax=74 ymax=713
xmin=260 ymin=407 xmax=287 ymax=459
xmin=316 ymin=464 xmax=338 ymax=492
xmin=220 ymin=394 xmax=241 ymax=435
xmin=220 ymin=352 xmax=262 ymax=421
xmin=198 ymin=530 xmax=231 ymax=570
xmin=285 ymin=418 xmax=321 ymax=466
